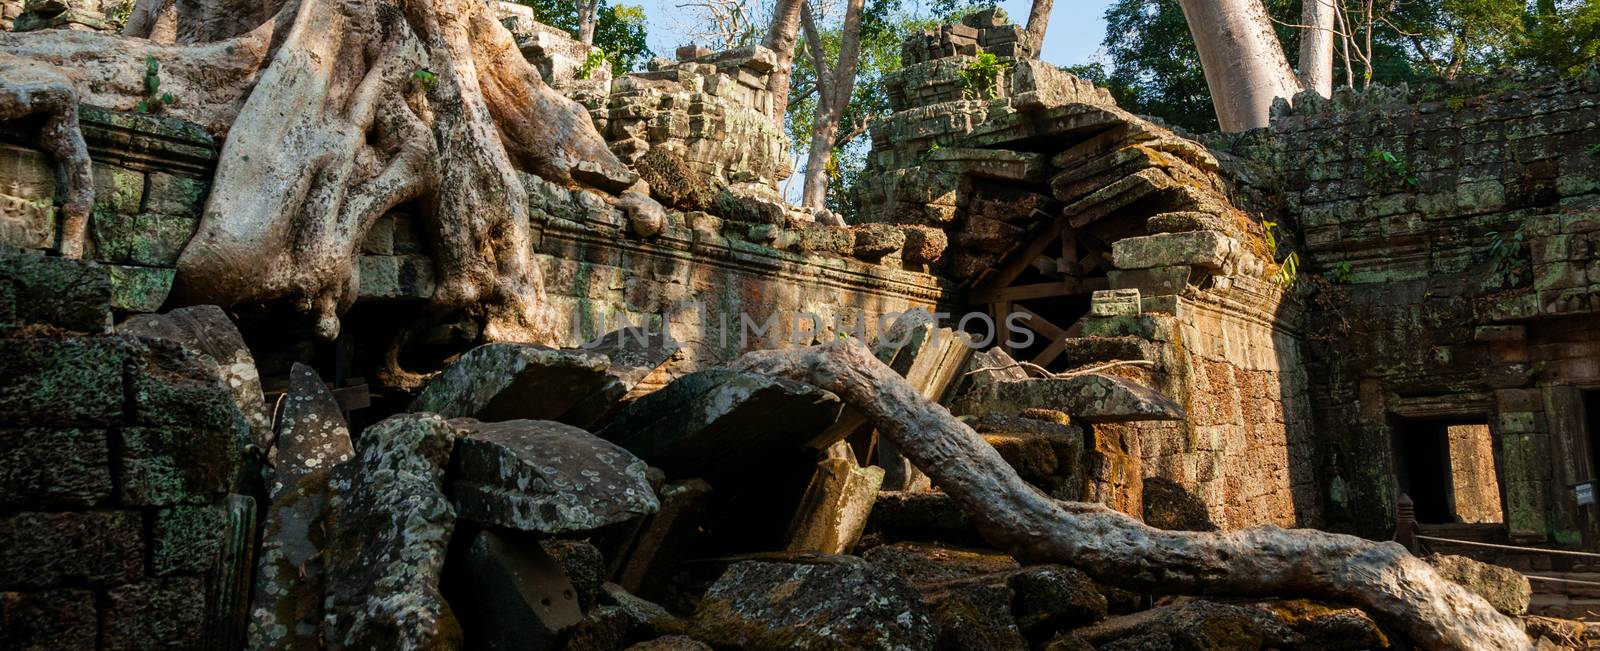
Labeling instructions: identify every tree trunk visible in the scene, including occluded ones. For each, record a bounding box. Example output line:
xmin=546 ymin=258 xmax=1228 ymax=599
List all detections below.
xmin=762 ymin=0 xmax=805 ymax=122
xmin=1 ymin=0 xmax=664 ymax=363
xmin=1176 ymin=0 xmax=1302 ymax=131
xmin=798 ymin=0 xmax=863 ymax=210
xmin=578 ymin=0 xmax=599 ymax=46
xmin=0 ymin=61 xmax=94 ymax=259
xmin=731 ymin=339 xmax=1534 ymax=651
xmin=1298 ymin=0 xmax=1335 ymax=96
xmin=1024 ymin=0 xmax=1052 ymax=59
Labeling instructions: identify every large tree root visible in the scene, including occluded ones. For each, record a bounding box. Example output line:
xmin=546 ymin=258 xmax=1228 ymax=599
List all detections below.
xmin=3 ymin=0 xmax=664 ymax=347
xmin=0 ymin=60 xmax=94 ymax=258
xmin=731 ymin=339 xmax=1532 ymax=651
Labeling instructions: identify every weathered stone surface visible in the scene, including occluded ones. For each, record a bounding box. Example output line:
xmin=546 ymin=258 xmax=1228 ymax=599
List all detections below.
xmin=0 ymin=336 xmax=125 ymax=428
xmin=106 ymin=264 xmax=175 ymax=312
xmin=693 ymin=556 xmax=937 ymax=650
xmin=150 ymin=504 xmax=226 ymax=576
xmin=205 ymin=494 xmax=258 ymax=651
xmin=971 ymin=414 xmax=1084 ymax=499
xmin=851 ymin=223 xmax=907 ymax=260
xmin=449 ymin=418 xmax=658 ymax=534
xmin=322 ymin=413 xmax=460 ymax=650
xmin=567 ymin=327 xmax=684 ymax=427
xmin=600 ymin=581 xmax=681 ymax=635
xmin=248 ymin=363 xmax=354 ymax=651
xmin=0 ymin=252 xmax=112 ymax=332
xmin=933 ymin=582 xmax=1028 ymax=651
xmin=861 ymin=541 xmax=1020 ymax=588
xmin=797 ymin=223 xmax=856 ymax=256
xmin=0 ymin=510 xmax=143 ymax=588
xmin=899 ymin=224 xmax=948 ymax=264
xmin=1111 ymin=231 xmax=1243 ymax=272
xmin=103 ymin=577 xmax=208 ymax=649
xmin=625 ymin=635 xmax=713 ymax=650
xmin=117 ymin=424 xmax=236 ymax=505
xmin=541 ymin=539 xmax=606 ymax=611
xmin=1071 ymin=598 xmax=1386 ymax=651
xmin=1146 ymin=211 xmax=1230 ymax=234
xmin=411 ymin=343 xmax=616 ymax=424
xmin=0 ymin=589 xmax=97 ymax=650
xmin=1424 ymin=553 xmax=1530 ymax=616
xmin=1142 ymin=476 xmax=1218 ymax=531
xmin=598 ymin=369 xmax=843 ymax=479
xmin=454 ymin=529 xmax=583 ymax=651
xmin=0 ymin=427 xmax=111 ymax=510
xmin=952 ymin=374 xmax=1185 ymax=423
xmin=1008 ymin=565 xmax=1107 ymax=635
xmin=785 ymin=457 xmax=885 ymax=554
xmin=118 ymin=304 xmax=272 ymax=450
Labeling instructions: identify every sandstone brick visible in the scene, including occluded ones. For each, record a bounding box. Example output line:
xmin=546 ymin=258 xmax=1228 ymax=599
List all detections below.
xmin=0 ymin=511 xmax=143 ymax=589
xmin=102 ymin=576 xmax=207 ymax=650
xmin=0 ymin=336 xmax=125 ymax=428
xmin=150 ymin=504 xmax=227 ymax=576
xmin=0 ymin=589 xmax=97 ymax=650
xmin=0 ymin=428 xmax=111 ymax=510
xmin=117 ymin=426 xmax=235 ymax=506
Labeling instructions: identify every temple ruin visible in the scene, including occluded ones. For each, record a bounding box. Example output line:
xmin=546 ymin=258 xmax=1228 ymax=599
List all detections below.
xmin=3 ymin=4 xmax=1600 ymax=649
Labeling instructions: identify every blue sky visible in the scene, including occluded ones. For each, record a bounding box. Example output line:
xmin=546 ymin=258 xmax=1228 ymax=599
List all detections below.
xmin=638 ymin=0 xmax=1116 ymax=70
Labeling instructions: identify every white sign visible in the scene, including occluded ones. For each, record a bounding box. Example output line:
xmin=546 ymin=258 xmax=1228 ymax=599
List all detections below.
xmin=1576 ymin=482 xmax=1595 ymax=507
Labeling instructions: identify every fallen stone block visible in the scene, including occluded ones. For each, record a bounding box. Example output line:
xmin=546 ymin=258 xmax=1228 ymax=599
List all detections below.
xmin=0 ymin=251 xmax=111 ymax=333
xmin=1111 ymin=230 xmax=1242 ymax=272
xmin=692 ymin=556 xmax=937 ymax=650
xmin=861 ymin=541 xmax=1020 ymax=589
xmin=951 ymin=374 xmax=1185 ymax=423
xmin=868 ymin=490 xmax=984 ymax=545
xmin=321 ymin=413 xmax=460 ymax=650
xmin=597 ymin=369 xmax=843 ymax=479
xmin=617 ymin=479 xmax=713 ymax=596
xmin=454 ymin=529 xmax=583 ymax=651
xmin=247 ymin=363 xmax=354 ymax=651
xmin=934 ymin=581 xmax=1029 ymax=651
xmin=850 ymin=223 xmax=907 ymax=260
xmin=410 ymin=342 xmax=615 ymax=424
xmin=118 ymin=304 xmax=272 ymax=450
xmin=566 ymin=327 xmax=685 ymax=428
xmin=1009 ymin=565 xmax=1108 ymax=637
xmin=785 ymin=457 xmax=885 ymax=554
xmin=450 ymin=418 xmax=659 ymax=534
xmin=1424 ymin=553 xmax=1530 ymax=616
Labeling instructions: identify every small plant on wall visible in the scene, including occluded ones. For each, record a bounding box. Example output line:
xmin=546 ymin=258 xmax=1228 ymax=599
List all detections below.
xmin=136 ymin=56 xmax=174 ymax=114
xmin=1363 ymin=149 xmax=1418 ymax=191
xmin=960 ymin=52 xmax=1003 ymax=101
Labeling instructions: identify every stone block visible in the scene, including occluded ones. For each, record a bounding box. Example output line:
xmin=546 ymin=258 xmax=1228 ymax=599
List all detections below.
xmin=1474 ymin=325 xmax=1526 ymax=342
xmin=1089 ymin=288 xmax=1141 ymax=317
xmin=106 ymin=264 xmax=175 ymax=312
xmin=124 ymin=337 xmax=243 ymax=432
xmin=451 ymin=530 xmax=583 ymax=651
xmin=693 ymin=557 xmax=937 ymax=650
xmin=411 ymin=342 xmax=618 ymax=424
xmin=117 ymin=426 xmax=235 ymax=505
xmin=0 ymin=192 xmax=57 ymax=250
xmin=0 ymin=252 xmax=112 ymax=332
xmin=0 ymin=427 xmax=111 ymax=510
xmin=1424 ymin=554 xmax=1529 ymax=616
xmin=356 ymin=253 xmax=436 ymax=299
xmin=151 ymin=504 xmax=226 ymax=576
xmin=1108 ymin=265 xmax=1191 ymax=297
xmin=0 ymin=336 xmax=125 ymax=428
xmin=361 ymin=215 xmax=395 ymax=255
xmin=951 ymin=374 xmax=1185 ymax=424
xmin=0 ymin=510 xmax=143 ymax=589
xmin=1111 ymin=231 xmax=1241 ymax=271
xmin=142 ymin=172 xmax=208 ymax=218
xmin=91 ymin=163 xmax=145 ymax=216
xmin=0 ymin=589 xmax=98 ymax=650
xmin=117 ymin=304 xmax=272 ymax=450
xmin=449 ymin=419 xmax=659 ymax=534
xmin=785 ymin=457 xmax=884 ymax=555
xmin=103 ymin=577 xmax=207 ymax=649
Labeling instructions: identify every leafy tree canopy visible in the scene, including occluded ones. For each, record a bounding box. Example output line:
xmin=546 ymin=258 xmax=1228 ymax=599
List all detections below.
xmin=512 ymin=0 xmax=653 ymax=74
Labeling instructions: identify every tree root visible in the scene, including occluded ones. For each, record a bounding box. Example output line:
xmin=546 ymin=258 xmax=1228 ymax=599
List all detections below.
xmin=731 ymin=338 xmax=1533 ymax=651
xmin=0 ymin=60 xmax=94 ymax=259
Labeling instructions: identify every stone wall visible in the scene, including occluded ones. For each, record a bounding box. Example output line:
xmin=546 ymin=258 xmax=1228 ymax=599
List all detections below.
xmin=1214 ymin=71 xmax=1600 ymax=543
xmin=0 ymin=254 xmax=251 ymax=648
xmin=0 ymin=106 xmax=215 ymax=314
xmin=857 ymin=12 xmax=1319 ymax=529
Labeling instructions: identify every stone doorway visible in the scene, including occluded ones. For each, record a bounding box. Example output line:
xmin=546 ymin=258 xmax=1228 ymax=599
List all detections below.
xmin=1394 ymin=419 xmax=1505 ymax=525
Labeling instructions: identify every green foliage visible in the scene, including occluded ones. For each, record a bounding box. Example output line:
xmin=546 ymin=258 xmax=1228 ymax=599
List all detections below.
xmin=510 ymin=0 xmax=651 ymax=74
xmin=959 ymin=52 xmax=1003 ymax=100
xmin=411 ymin=69 xmax=438 ymax=92
xmin=1325 ymin=260 xmax=1355 ymax=284
xmin=1363 ymin=150 xmax=1418 ymax=190
xmin=108 ymin=0 xmax=134 ymax=28
xmin=788 ymin=1 xmax=937 ymax=220
xmin=136 ymin=56 xmax=173 ymax=114
xmin=1263 ymin=220 xmax=1299 ymax=287
xmin=1586 ymin=142 xmax=1600 ymax=157
xmin=577 ymin=49 xmax=608 ymax=80
xmin=1485 ymin=227 xmax=1530 ymax=287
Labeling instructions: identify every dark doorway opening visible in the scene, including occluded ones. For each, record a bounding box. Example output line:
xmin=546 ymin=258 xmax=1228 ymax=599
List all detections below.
xmin=1393 ymin=418 xmax=1505 ymax=525
xmin=1396 ymin=422 xmax=1454 ymax=523
xmin=1586 ymin=391 xmax=1600 ymax=486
